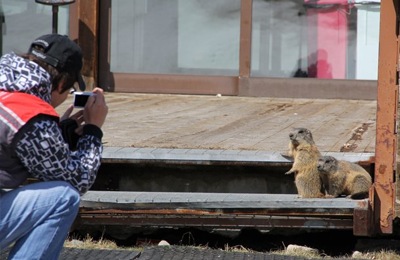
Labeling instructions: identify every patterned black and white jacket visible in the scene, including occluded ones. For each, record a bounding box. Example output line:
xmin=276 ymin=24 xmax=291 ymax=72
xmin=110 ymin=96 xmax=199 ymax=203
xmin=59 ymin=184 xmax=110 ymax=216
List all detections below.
xmin=0 ymin=52 xmax=102 ymax=195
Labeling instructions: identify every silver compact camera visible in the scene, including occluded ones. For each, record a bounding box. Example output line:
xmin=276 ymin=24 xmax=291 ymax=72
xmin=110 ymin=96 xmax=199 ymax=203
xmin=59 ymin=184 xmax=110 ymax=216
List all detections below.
xmin=73 ymin=92 xmax=94 ymax=108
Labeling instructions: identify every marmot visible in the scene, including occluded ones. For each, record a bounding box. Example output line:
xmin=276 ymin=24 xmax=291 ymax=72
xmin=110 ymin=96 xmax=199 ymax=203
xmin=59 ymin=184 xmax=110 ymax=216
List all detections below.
xmin=285 ymin=128 xmax=325 ymax=198
xmin=317 ymin=155 xmax=372 ymax=199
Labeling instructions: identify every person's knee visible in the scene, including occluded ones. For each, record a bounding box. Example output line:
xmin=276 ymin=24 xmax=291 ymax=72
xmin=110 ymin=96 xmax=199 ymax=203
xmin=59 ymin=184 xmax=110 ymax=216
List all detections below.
xmin=66 ymin=185 xmax=80 ymax=208
xmin=65 ymin=184 xmax=80 ymax=207
xmin=55 ymin=182 xmax=80 ymax=214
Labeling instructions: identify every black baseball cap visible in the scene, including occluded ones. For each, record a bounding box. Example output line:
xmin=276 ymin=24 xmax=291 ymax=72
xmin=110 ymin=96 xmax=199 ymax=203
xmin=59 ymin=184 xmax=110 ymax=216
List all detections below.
xmin=28 ymin=34 xmax=86 ymax=91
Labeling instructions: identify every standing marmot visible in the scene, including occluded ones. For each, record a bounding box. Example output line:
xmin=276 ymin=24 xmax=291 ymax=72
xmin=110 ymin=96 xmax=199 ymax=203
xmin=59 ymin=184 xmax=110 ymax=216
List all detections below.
xmin=285 ymin=128 xmax=325 ymax=198
xmin=317 ymin=155 xmax=372 ymax=199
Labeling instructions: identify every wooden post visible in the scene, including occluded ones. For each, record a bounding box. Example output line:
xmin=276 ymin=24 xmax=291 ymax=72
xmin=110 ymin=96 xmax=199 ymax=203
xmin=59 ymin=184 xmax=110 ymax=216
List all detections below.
xmin=238 ymin=0 xmax=252 ymax=96
xmin=373 ymin=0 xmax=398 ymax=235
xmin=72 ymin=0 xmax=99 ymax=90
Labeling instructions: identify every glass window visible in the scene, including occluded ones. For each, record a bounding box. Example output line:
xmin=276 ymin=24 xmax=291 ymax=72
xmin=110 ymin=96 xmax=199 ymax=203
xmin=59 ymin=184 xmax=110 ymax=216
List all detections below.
xmin=110 ymin=0 xmax=241 ymax=76
xmin=1 ymin=0 xmax=70 ymax=56
xmin=251 ymin=0 xmax=380 ymax=80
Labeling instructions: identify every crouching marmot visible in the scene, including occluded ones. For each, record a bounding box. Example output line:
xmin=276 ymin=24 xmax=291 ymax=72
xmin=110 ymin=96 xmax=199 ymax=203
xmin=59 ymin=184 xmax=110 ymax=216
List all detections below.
xmin=285 ymin=128 xmax=325 ymax=198
xmin=317 ymin=155 xmax=372 ymax=199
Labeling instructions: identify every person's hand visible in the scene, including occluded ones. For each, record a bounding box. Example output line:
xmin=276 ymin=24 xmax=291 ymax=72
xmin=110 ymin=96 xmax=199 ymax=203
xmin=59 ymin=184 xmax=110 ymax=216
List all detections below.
xmin=83 ymin=87 xmax=108 ymax=128
xmin=60 ymin=104 xmax=84 ymax=135
xmin=61 ymin=104 xmax=84 ymax=122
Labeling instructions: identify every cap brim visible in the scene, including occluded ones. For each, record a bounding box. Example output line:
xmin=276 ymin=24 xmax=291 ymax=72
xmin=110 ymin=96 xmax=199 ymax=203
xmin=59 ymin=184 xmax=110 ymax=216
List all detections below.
xmin=77 ymin=73 xmax=86 ymax=91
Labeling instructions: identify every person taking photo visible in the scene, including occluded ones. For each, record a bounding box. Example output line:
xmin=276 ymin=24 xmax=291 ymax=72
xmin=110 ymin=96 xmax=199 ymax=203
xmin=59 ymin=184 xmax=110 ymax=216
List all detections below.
xmin=0 ymin=33 xmax=108 ymax=259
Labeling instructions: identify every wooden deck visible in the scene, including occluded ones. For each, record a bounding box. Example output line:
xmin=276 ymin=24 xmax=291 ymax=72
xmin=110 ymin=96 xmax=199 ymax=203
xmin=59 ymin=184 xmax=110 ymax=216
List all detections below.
xmin=57 ymin=93 xmax=377 ymax=154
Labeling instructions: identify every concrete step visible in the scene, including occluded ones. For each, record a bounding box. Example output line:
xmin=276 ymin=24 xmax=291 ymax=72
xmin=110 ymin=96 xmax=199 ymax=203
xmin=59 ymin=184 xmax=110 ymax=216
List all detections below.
xmin=101 ymin=147 xmax=374 ymax=166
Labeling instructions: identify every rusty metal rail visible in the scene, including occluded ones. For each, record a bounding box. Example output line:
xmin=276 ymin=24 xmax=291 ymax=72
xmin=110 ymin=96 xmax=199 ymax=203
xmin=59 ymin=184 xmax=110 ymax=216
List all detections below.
xmin=77 ymin=192 xmax=371 ymax=236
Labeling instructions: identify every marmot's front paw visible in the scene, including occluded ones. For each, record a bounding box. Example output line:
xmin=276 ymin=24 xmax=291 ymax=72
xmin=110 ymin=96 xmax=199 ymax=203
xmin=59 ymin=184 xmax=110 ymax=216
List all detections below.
xmin=280 ymin=153 xmax=293 ymax=161
xmin=285 ymin=170 xmax=294 ymax=175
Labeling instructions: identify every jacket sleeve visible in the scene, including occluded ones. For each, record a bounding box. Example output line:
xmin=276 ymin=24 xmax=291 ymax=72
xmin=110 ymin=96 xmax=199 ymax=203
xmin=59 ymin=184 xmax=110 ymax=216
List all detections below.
xmin=14 ymin=117 xmax=103 ymax=195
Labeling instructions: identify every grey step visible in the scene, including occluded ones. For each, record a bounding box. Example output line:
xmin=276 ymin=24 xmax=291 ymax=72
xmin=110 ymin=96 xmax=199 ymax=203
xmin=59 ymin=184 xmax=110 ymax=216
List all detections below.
xmin=101 ymin=147 xmax=374 ymax=166
xmin=81 ymin=191 xmax=368 ymax=211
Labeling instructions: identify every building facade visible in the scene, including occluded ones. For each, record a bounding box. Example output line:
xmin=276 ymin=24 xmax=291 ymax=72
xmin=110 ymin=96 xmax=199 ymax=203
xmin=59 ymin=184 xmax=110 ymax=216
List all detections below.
xmin=1 ymin=0 xmax=381 ymax=99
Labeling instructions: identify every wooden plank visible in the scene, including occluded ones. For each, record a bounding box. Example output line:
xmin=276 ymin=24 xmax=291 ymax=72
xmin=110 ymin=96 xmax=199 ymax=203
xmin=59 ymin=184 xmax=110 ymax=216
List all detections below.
xmin=113 ymin=74 xmax=238 ymax=96
xmin=244 ymin=78 xmax=376 ymax=100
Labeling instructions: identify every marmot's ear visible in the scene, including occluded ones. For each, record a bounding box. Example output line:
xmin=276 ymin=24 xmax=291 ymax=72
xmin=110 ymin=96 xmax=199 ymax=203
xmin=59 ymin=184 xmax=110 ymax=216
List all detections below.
xmin=307 ymin=129 xmax=313 ymax=138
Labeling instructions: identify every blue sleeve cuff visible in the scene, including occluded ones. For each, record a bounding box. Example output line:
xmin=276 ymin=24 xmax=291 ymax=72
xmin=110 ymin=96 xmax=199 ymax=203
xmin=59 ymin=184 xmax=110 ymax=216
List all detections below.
xmin=82 ymin=124 xmax=103 ymax=140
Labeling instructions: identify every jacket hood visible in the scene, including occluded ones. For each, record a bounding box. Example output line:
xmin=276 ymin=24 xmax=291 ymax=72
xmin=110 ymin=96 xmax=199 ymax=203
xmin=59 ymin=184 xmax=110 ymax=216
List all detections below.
xmin=0 ymin=52 xmax=52 ymax=104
